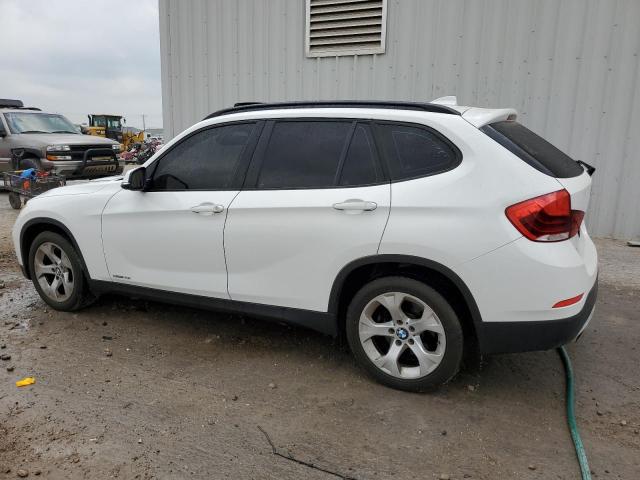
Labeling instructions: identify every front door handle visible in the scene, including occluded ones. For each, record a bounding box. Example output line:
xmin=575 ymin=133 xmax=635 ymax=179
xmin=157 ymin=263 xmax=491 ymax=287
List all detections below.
xmin=190 ymin=202 xmax=224 ymax=215
xmin=333 ymin=199 xmax=377 ymax=212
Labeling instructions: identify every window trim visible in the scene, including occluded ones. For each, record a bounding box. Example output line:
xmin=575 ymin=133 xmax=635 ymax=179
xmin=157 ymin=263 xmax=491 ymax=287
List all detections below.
xmin=305 ymin=0 xmax=388 ymax=58
xmin=242 ymin=118 xmax=389 ymax=191
xmin=144 ymin=120 xmax=263 ymax=192
xmin=373 ymin=120 xmax=463 ymax=183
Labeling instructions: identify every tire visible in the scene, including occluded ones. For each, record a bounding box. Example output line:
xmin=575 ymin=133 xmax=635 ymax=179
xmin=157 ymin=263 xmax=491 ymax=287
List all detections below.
xmin=346 ymin=276 xmax=464 ymax=392
xmin=18 ymin=156 xmax=41 ymax=171
xmin=8 ymin=192 xmax=22 ymax=209
xmin=28 ymin=231 xmax=94 ymax=311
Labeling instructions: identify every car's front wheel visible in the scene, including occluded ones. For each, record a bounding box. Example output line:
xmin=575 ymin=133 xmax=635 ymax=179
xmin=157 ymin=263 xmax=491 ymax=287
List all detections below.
xmin=18 ymin=156 xmax=42 ymax=171
xmin=28 ymin=231 xmax=93 ymax=311
xmin=346 ymin=276 xmax=463 ymax=392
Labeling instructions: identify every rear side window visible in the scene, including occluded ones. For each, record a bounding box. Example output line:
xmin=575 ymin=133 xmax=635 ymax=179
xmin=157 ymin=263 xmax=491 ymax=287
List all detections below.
xmin=481 ymin=121 xmax=583 ymax=178
xmin=377 ymin=123 xmax=460 ymax=181
xmin=256 ymin=121 xmax=380 ymax=189
xmin=150 ymin=123 xmax=254 ymax=190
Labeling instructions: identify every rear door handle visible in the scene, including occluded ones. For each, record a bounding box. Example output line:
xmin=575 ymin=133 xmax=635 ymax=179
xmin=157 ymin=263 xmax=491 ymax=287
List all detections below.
xmin=190 ymin=202 xmax=224 ymax=215
xmin=333 ymin=199 xmax=377 ymax=211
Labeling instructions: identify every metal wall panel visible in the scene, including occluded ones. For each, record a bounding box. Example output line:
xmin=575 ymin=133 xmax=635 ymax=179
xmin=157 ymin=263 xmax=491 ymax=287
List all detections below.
xmin=159 ymin=0 xmax=640 ymax=238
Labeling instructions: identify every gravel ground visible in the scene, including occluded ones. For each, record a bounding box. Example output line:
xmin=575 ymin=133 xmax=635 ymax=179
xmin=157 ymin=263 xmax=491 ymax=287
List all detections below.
xmin=0 ymin=191 xmax=638 ymax=479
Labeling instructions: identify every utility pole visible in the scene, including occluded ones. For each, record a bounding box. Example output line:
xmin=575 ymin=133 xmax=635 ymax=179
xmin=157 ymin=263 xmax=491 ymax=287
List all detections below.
xmin=142 ymin=114 xmax=146 ymax=137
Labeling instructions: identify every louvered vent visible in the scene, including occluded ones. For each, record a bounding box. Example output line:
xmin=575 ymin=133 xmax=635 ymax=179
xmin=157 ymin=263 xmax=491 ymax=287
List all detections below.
xmin=306 ymin=0 xmax=387 ymax=57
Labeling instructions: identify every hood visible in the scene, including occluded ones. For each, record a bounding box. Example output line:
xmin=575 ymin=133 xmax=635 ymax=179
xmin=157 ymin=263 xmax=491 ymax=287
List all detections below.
xmin=12 ymin=133 xmax=119 ymax=149
xmin=35 ymin=177 xmax=123 ymax=198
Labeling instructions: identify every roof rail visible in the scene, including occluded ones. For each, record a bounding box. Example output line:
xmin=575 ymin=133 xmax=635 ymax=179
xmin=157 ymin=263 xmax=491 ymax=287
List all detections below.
xmin=0 ymin=99 xmax=41 ymax=111
xmin=204 ymin=100 xmax=461 ymax=120
xmin=233 ymin=102 xmax=264 ymax=107
xmin=0 ymin=99 xmax=24 ymax=109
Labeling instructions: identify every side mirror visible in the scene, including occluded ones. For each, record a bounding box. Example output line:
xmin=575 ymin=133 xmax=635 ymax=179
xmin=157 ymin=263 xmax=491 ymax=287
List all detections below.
xmin=121 ymin=166 xmax=146 ymax=190
xmin=0 ymin=126 xmax=7 ymax=138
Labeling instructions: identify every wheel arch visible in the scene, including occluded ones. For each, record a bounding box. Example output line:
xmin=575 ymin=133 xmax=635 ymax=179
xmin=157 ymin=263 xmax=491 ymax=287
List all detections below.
xmin=11 ymin=148 xmax=43 ymax=169
xmin=20 ymin=218 xmax=88 ymax=280
xmin=329 ymin=255 xmax=483 ymax=344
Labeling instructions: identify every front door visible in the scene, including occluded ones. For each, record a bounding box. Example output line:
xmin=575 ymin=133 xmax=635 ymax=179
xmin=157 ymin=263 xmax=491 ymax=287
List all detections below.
xmin=101 ymin=122 xmax=260 ymax=298
xmin=225 ymin=120 xmax=391 ymax=311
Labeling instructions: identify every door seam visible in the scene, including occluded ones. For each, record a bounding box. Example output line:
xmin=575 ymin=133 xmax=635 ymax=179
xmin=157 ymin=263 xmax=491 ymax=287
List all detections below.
xmin=100 ymin=188 xmax=125 ymax=280
xmin=376 ymin=181 xmax=392 ymax=254
xmin=223 ymin=190 xmax=242 ymax=299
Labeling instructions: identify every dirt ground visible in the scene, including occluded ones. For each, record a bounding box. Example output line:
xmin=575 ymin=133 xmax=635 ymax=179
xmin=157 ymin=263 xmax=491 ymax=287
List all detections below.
xmin=0 ymin=191 xmax=638 ymax=480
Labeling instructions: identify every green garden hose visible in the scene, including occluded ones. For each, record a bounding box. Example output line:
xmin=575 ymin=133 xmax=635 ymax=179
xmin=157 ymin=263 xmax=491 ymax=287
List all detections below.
xmin=558 ymin=346 xmax=591 ymax=480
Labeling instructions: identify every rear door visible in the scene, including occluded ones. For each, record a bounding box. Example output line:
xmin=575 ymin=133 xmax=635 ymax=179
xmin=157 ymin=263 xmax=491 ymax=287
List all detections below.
xmin=224 ymin=119 xmax=391 ymax=311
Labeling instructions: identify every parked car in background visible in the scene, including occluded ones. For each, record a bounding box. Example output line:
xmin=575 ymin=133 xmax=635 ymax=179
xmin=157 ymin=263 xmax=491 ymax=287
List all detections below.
xmin=0 ymin=99 xmax=123 ymax=179
xmin=11 ymin=99 xmax=598 ymax=391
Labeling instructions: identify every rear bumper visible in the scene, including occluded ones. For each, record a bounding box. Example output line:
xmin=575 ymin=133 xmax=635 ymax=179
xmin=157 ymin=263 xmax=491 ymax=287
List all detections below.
xmin=477 ymin=278 xmax=598 ymax=354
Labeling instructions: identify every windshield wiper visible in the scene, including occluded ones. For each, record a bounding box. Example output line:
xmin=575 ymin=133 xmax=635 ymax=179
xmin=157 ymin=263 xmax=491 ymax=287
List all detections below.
xmin=52 ymin=130 xmax=78 ymax=134
xmin=19 ymin=130 xmax=49 ymax=134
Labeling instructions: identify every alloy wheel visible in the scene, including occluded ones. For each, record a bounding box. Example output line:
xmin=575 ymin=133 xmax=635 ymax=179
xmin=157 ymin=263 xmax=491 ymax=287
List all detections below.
xmin=358 ymin=291 xmax=446 ymax=379
xmin=34 ymin=242 xmax=75 ymax=302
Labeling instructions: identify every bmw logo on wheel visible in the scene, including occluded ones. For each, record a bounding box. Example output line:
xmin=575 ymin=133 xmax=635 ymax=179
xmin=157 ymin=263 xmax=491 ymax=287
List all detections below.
xmin=396 ymin=328 xmax=409 ymax=340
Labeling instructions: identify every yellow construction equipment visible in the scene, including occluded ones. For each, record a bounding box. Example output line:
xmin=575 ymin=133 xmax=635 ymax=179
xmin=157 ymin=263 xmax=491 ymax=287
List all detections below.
xmin=84 ymin=114 xmax=144 ymax=151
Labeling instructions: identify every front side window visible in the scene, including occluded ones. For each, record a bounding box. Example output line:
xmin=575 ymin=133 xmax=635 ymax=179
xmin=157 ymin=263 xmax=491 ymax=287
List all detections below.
xmin=4 ymin=112 xmax=78 ymax=134
xmin=378 ymin=123 xmax=460 ymax=181
xmin=150 ymin=123 xmax=255 ymax=190
xmin=256 ymin=121 xmax=380 ymax=189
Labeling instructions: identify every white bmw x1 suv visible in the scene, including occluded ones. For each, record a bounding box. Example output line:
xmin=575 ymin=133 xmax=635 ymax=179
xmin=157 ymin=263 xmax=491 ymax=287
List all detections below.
xmin=12 ymin=99 xmax=598 ymax=391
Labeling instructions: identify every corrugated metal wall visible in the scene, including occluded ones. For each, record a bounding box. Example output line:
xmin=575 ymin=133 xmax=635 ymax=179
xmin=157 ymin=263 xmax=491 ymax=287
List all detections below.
xmin=159 ymin=0 xmax=640 ymax=239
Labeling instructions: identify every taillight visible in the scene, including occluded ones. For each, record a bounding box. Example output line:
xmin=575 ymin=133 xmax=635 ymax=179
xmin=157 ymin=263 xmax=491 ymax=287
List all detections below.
xmin=505 ymin=189 xmax=584 ymax=242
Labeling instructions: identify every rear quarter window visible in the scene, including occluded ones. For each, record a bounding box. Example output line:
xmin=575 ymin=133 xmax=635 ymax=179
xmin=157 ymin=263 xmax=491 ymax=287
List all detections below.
xmin=481 ymin=121 xmax=584 ymax=178
xmin=376 ymin=123 xmax=461 ymax=181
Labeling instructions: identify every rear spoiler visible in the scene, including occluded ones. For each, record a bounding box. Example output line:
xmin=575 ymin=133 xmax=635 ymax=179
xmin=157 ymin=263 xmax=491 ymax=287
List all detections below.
xmin=576 ymin=160 xmax=596 ymax=176
xmin=461 ymin=107 xmax=518 ymax=128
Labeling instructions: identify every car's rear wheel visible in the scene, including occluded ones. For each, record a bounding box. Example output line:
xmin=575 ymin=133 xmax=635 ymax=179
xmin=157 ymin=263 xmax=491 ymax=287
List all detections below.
xmin=346 ymin=276 xmax=463 ymax=392
xmin=28 ymin=231 xmax=93 ymax=311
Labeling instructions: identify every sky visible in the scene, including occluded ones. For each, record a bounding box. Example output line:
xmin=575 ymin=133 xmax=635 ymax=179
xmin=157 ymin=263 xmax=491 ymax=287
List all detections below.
xmin=0 ymin=0 xmax=162 ymax=130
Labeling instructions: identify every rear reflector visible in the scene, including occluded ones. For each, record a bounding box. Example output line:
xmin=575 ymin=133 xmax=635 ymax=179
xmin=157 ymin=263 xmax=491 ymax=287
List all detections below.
xmin=505 ymin=189 xmax=584 ymax=242
xmin=553 ymin=293 xmax=584 ymax=308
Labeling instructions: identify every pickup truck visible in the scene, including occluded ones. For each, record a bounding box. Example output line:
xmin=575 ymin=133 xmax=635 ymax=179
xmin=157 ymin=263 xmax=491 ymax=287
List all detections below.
xmin=0 ymin=99 xmax=123 ymax=179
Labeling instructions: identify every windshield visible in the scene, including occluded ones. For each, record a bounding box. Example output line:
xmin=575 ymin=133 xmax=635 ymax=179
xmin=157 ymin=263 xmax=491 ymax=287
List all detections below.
xmin=107 ymin=117 xmax=122 ymax=129
xmin=91 ymin=116 xmax=122 ymax=129
xmin=4 ymin=112 xmax=79 ymax=134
